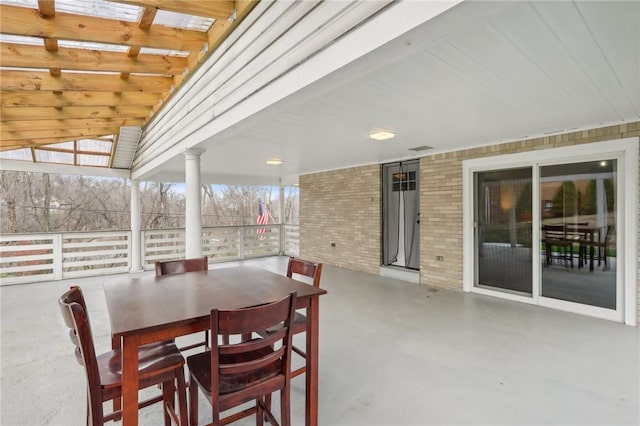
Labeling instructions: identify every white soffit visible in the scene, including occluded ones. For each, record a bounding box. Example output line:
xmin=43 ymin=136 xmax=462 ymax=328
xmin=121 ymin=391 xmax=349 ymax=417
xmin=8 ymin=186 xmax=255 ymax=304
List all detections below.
xmin=143 ymin=0 xmax=639 ymax=184
xmin=112 ymin=127 xmax=142 ymax=170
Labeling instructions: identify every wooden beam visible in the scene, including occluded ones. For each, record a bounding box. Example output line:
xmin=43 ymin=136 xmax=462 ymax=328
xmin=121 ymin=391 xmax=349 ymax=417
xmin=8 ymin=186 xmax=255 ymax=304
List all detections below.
xmin=37 ymin=1 xmax=61 ymax=77
xmin=36 ymin=145 xmax=112 ymax=157
xmin=1 ymin=91 xmax=161 ymax=108
xmin=1 ymin=105 xmax=152 ymax=121
xmin=137 ymin=6 xmax=158 ymax=28
xmin=1 ymin=117 xmax=144 ymax=131
xmin=0 ymin=4 xmax=208 ymax=51
xmin=108 ymin=0 xmax=235 ymax=19
xmin=37 ymin=0 xmax=55 ymax=18
xmin=0 ymin=43 xmax=188 ymax=75
xmin=0 ymin=70 xmax=173 ymax=92
xmin=122 ymin=7 xmax=158 ymax=80
xmin=1 ymin=133 xmax=119 ymax=151
xmin=2 ymin=127 xmax=118 ymax=142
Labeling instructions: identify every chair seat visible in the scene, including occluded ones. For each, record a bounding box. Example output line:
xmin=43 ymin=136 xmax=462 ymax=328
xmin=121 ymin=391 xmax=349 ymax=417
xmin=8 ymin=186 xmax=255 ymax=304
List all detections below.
xmin=187 ymin=346 xmax=281 ymax=395
xmin=98 ymin=341 xmax=185 ymax=389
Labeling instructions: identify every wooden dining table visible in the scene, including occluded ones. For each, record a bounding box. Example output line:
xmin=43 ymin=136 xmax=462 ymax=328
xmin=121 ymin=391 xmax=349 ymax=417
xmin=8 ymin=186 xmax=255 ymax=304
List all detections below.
xmin=103 ymin=266 xmax=327 ymax=426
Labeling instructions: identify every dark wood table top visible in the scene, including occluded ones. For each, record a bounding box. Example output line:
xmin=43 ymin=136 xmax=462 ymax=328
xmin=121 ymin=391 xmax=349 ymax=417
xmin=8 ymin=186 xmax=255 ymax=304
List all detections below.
xmin=104 ymin=266 xmax=327 ymax=337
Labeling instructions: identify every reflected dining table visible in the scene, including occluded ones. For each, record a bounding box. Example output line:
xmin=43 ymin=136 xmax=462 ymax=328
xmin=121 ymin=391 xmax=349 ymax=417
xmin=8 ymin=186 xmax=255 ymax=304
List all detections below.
xmin=103 ymin=266 xmax=327 ymax=426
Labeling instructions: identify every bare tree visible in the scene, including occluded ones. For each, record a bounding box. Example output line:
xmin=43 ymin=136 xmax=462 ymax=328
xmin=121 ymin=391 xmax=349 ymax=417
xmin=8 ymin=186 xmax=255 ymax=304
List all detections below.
xmin=1 ymin=172 xmax=298 ymax=234
xmin=0 ymin=171 xmax=20 ymax=232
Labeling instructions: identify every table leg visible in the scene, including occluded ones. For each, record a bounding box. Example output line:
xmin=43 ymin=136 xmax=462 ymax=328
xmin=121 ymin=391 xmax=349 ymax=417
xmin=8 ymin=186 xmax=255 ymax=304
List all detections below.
xmin=112 ymin=336 xmax=122 ymax=416
xmin=305 ymin=296 xmax=319 ymax=426
xmin=122 ymin=334 xmax=140 ymax=426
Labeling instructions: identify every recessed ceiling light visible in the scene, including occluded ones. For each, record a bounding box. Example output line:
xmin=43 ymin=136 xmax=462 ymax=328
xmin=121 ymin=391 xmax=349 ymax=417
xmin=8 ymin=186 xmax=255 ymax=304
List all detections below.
xmin=266 ymin=159 xmax=284 ymax=165
xmin=369 ymin=130 xmax=395 ymax=141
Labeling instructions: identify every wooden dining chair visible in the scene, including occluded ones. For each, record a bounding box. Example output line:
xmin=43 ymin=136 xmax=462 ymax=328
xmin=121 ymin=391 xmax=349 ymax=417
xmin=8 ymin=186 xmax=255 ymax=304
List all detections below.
xmin=259 ymin=257 xmax=323 ymax=379
xmin=155 ymin=256 xmax=211 ymax=351
xmin=58 ymin=286 xmax=188 ymax=426
xmin=155 ymin=256 xmax=209 ymax=276
xmin=186 ymin=292 xmax=297 ymax=426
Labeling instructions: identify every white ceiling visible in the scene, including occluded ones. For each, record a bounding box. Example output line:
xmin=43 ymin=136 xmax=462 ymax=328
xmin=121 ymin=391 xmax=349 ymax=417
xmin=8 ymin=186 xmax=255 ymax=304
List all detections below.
xmin=150 ymin=0 xmax=639 ymax=185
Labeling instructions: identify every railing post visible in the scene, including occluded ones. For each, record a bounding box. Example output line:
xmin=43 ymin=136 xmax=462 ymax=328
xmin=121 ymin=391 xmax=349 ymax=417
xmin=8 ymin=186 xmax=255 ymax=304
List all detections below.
xmin=201 ymin=229 xmax=208 ymax=258
xmin=140 ymin=230 xmax=146 ymax=270
xmin=130 ymin=179 xmax=143 ymax=272
xmin=53 ymin=233 xmax=63 ymax=280
xmin=239 ymin=226 xmax=245 ymax=259
xmin=279 ymin=224 xmax=285 ymax=255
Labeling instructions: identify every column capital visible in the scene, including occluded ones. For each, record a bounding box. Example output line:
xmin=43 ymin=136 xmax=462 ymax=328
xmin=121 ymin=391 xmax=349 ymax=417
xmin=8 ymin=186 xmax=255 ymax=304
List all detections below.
xmin=184 ymin=147 xmax=206 ymax=158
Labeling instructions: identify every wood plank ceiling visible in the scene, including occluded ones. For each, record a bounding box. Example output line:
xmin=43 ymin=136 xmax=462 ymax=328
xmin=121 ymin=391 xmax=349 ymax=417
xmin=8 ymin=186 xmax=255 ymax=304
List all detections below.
xmin=0 ymin=0 xmax=257 ymax=167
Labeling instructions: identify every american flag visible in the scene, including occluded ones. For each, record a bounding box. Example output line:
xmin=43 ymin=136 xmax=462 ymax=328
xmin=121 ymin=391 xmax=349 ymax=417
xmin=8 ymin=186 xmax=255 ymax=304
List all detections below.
xmin=257 ymin=199 xmax=268 ymax=235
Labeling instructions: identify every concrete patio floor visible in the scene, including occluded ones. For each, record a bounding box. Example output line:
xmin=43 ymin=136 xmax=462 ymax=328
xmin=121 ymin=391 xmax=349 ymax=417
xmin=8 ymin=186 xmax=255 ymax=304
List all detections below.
xmin=1 ymin=256 xmax=638 ymax=425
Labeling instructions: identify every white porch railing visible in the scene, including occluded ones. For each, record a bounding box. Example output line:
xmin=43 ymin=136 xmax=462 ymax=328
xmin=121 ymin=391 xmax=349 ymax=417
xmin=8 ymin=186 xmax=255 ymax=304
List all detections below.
xmin=0 ymin=224 xmax=299 ymax=285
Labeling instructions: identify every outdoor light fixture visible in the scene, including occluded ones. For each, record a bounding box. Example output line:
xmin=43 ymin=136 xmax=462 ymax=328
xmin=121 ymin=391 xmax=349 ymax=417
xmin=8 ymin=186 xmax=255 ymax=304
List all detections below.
xmin=266 ymin=159 xmax=284 ymax=165
xmin=369 ymin=130 xmax=395 ymax=140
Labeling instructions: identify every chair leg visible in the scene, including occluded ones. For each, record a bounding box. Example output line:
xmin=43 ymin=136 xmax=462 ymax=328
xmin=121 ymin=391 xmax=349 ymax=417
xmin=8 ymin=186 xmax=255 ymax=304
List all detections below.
xmin=189 ymin=374 xmax=199 ymax=426
xmin=176 ymin=368 xmax=188 ymax=426
xmin=256 ymin=399 xmax=264 ymax=426
xmin=264 ymin=393 xmax=272 ymax=422
xmin=280 ymin=387 xmax=291 ymax=426
xmin=162 ymin=378 xmax=175 ymax=426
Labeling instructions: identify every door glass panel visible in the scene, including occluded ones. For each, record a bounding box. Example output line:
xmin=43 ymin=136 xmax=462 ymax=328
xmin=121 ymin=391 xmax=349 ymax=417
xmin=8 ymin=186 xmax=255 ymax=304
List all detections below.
xmin=475 ymin=168 xmax=533 ymax=295
xmin=540 ymin=160 xmax=617 ymax=308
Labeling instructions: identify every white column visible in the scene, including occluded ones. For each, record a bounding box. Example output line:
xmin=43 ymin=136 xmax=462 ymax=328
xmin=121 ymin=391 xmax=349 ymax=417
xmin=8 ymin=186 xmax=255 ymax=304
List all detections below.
xmin=130 ymin=179 xmax=142 ymax=272
xmin=184 ymin=148 xmax=205 ymax=258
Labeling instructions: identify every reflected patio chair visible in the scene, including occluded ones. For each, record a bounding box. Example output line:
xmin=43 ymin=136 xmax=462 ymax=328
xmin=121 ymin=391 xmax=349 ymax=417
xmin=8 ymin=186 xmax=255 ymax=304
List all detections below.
xmin=542 ymin=225 xmax=573 ymax=268
xmin=594 ymin=224 xmax=615 ymax=271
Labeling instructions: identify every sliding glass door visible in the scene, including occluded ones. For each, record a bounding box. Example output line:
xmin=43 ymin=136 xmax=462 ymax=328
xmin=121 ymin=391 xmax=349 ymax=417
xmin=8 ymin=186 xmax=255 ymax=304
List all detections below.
xmin=540 ymin=160 xmax=617 ymax=309
xmin=475 ymin=168 xmax=533 ymax=295
xmin=464 ymin=138 xmax=637 ymax=324
xmin=474 ymin=160 xmax=618 ymax=305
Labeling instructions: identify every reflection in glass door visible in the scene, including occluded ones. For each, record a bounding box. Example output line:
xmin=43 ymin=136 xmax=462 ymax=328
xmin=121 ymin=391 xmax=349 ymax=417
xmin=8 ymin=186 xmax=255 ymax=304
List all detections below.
xmin=540 ymin=160 xmax=617 ymax=309
xmin=475 ymin=168 xmax=533 ymax=295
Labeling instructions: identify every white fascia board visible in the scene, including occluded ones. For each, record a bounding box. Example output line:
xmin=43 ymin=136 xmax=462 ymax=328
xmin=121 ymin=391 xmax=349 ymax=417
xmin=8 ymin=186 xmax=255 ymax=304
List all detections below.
xmin=0 ymin=159 xmax=130 ymax=179
xmin=131 ymin=0 xmax=462 ymax=181
xmin=144 ymin=169 xmax=296 ymax=186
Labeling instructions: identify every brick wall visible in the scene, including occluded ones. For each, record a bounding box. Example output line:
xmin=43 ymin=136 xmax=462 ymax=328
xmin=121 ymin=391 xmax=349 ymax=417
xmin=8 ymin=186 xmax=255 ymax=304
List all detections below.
xmin=299 ymin=164 xmax=381 ymax=274
xmin=420 ymin=122 xmax=639 ymax=292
